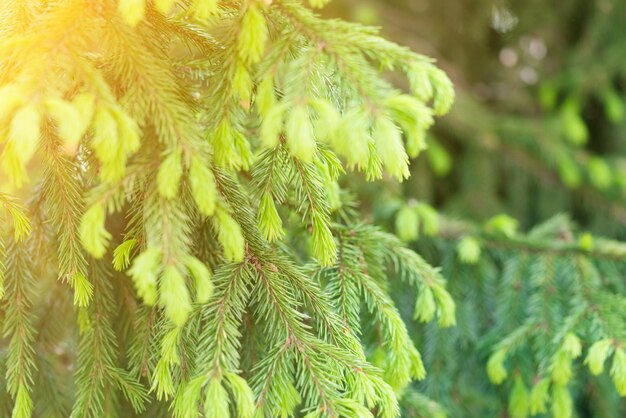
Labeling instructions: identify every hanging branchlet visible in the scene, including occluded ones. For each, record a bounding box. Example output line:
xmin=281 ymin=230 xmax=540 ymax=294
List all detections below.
xmin=0 ymin=1 xmax=456 ymax=417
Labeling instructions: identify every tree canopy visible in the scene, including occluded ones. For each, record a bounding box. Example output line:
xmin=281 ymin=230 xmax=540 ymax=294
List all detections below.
xmin=1 ymin=1 xmax=626 ymax=418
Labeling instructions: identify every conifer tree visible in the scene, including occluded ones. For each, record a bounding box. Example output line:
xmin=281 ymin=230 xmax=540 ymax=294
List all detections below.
xmin=334 ymin=1 xmax=626 ymax=417
xmin=0 ymin=1 xmax=456 ymax=417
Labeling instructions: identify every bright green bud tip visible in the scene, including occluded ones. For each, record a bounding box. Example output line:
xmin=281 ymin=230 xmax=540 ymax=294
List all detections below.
xmin=429 ymin=67 xmax=455 ymax=115
xmin=433 ymin=285 xmax=456 ymax=327
xmin=256 ymin=77 xmax=276 ymax=118
xmin=216 ymin=209 xmax=246 ymax=262
xmin=260 ymin=103 xmax=286 ymax=149
xmin=204 ymin=379 xmax=230 ymax=418
xmin=157 ymin=148 xmax=183 ymax=199
xmin=579 ymin=232 xmax=594 ymax=251
xmin=550 ymin=350 xmax=573 ymax=385
xmin=395 ymin=205 xmax=419 ymax=242
xmin=113 ymin=239 xmax=138 ymax=271
xmin=487 ymin=348 xmax=508 ymax=385
xmin=529 ymin=378 xmax=550 ymax=415
xmin=128 ymin=247 xmax=161 ymax=306
xmin=226 ymin=373 xmax=255 ymax=418
xmin=189 ymin=157 xmax=217 ymax=217
xmin=45 ymin=97 xmax=85 ymax=150
xmin=610 ymin=348 xmax=626 ymax=396
xmin=563 ymin=333 xmax=582 ymax=358
xmin=551 ymin=384 xmax=573 ymax=418
xmin=285 ymin=106 xmax=317 ymax=162
xmin=79 ymin=204 xmax=112 ymax=259
xmin=258 ymin=193 xmax=284 ymax=242
xmin=5 ymin=103 xmax=41 ymax=186
xmin=373 ymin=115 xmax=410 ymax=181
xmin=413 ymin=287 xmax=436 ymax=323
xmin=508 ymin=376 xmax=529 ymax=418
xmin=457 ymin=236 xmax=481 ymax=264
xmin=238 ymin=2 xmax=268 ymax=64
xmin=585 ymin=338 xmax=613 ymax=376
xmin=185 ymin=256 xmax=214 ymax=303
xmin=160 ymin=265 xmax=192 ymax=327
xmin=409 ymin=345 xmax=427 ymax=381
xmin=311 ymin=215 xmax=337 ymax=266
xmin=485 ymin=214 xmax=518 ymax=238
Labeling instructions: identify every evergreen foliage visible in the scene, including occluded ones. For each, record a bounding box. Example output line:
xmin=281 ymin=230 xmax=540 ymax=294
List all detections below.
xmin=334 ymin=0 xmax=626 ymax=416
xmin=0 ymin=1 xmax=456 ymax=417
xmin=4 ymin=1 xmax=625 ymax=417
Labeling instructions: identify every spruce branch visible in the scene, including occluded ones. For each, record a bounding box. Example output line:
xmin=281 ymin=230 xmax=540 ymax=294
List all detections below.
xmin=2 ymin=241 xmax=37 ymax=418
xmin=437 ymin=214 xmax=626 ymax=261
xmin=42 ymin=139 xmax=92 ymax=307
xmin=0 ymin=1 xmax=461 ymax=416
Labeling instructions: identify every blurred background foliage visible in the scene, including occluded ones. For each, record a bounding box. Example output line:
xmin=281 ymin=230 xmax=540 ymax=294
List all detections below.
xmin=324 ymin=1 xmax=626 ymax=417
xmin=330 ymin=0 xmax=626 ymax=233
